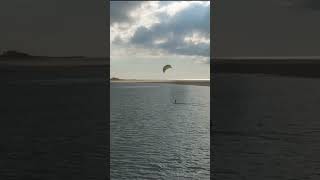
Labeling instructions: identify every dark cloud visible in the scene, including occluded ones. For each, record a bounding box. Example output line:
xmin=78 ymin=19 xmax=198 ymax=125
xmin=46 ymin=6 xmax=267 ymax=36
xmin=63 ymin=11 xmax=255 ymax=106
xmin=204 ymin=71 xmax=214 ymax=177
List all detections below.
xmin=168 ymin=4 xmax=210 ymax=37
xmin=131 ymin=27 xmax=154 ymax=45
xmin=110 ymin=1 xmax=144 ymax=24
xmin=0 ymin=0 xmax=107 ymax=57
xmin=213 ymin=0 xmax=320 ymax=57
xmin=130 ymin=3 xmax=210 ymax=57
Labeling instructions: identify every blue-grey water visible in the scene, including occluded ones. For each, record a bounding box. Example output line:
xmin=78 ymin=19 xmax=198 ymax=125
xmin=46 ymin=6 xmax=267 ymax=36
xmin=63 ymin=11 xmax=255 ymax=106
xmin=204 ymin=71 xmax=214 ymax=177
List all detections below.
xmin=214 ymin=73 xmax=320 ymax=180
xmin=111 ymin=83 xmax=210 ymax=179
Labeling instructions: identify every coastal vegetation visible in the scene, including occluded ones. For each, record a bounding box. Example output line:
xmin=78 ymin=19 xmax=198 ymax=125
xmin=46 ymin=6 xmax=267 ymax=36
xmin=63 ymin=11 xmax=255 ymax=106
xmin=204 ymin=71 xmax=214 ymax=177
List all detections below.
xmin=111 ymin=77 xmax=121 ymax=80
xmin=0 ymin=50 xmax=32 ymax=58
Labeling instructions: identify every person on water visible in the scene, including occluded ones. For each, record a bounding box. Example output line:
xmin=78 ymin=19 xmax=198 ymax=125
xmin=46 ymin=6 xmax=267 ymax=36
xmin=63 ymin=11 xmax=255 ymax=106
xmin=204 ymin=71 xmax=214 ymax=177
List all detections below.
xmin=174 ymin=99 xmax=177 ymax=104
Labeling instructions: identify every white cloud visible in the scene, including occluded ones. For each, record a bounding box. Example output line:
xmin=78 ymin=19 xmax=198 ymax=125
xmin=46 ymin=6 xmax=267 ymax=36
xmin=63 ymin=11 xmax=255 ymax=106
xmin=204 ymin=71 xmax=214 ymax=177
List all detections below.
xmin=110 ymin=1 xmax=162 ymax=43
xmin=184 ymin=33 xmax=210 ymax=45
xmin=162 ymin=1 xmax=192 ymax=16
xmin=157 ymin=1 xmax=210 ymax=17
xmin=153 ymin=38 xmax=168 ymax=45
xmin=194 ymin=56 xmax=210 ymax=64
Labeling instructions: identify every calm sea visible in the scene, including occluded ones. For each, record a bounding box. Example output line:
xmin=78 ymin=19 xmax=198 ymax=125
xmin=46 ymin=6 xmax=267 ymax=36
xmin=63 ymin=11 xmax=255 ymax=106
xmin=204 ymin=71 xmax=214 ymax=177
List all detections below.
xmin=214 ymin=73 xmax=320 ymax=180
xmin=111 ymin=83 xmax=210 ymax=179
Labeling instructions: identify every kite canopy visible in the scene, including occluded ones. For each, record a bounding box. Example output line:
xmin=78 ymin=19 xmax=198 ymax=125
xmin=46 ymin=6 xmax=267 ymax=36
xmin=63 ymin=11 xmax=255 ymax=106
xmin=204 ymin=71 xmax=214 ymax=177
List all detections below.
xmin=163 ymin=64 xmax=172 ymax=73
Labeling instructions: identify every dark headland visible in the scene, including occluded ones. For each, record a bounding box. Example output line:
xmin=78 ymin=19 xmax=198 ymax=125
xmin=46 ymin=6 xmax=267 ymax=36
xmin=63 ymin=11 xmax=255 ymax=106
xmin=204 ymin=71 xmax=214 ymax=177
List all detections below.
xmin=213 ymin=58 xmax=320 ymax=78
xmin=0 ymin=50 xmax=85 ymax=59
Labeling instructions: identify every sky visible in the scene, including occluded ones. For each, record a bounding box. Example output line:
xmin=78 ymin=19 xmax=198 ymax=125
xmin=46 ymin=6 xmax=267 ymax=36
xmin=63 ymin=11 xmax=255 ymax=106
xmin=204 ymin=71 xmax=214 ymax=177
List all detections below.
xmin=2 ymin=0 xmax=318 ymax=64
xmin=214 ymin=0 xmax=320 ymax=58
xmin=110 ymin=1 xmax=210 ymax=80
xmin=0 ymin=0 xmax=107 ymax=57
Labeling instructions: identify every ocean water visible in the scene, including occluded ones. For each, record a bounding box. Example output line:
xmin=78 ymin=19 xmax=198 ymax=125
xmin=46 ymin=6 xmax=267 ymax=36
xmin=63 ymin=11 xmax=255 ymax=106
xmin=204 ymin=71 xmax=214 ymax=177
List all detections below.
xmin=0 ymin=66 xmax=107 ymax=179
xmin=111 ymin=83 xmax=210 ymax=179
xmin=213 ymin=73 xmax=320 ymax=180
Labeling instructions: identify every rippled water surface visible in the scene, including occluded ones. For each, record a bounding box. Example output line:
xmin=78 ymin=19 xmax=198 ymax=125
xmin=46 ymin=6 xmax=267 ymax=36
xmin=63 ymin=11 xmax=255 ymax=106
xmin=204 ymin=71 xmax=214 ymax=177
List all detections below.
xmin=214 ymin=73 xmax=320 ymax=180
xmin=0 ymin=80 xmax=107 ymax=179
xmin=111 ymin=83 xmax=210 ymax=179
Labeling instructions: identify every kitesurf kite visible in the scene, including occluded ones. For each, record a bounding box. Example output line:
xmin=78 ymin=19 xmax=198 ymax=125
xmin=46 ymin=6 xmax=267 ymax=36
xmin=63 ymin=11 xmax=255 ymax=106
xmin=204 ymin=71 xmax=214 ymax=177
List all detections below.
xmin=163 ymin=64 xmax=172 ymax=73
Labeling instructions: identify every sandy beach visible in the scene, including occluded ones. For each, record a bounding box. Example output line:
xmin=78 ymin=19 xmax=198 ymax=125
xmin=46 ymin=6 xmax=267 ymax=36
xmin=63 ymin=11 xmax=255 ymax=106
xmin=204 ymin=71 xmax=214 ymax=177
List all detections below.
xmin=110 ymin=80 xmax=210 ymax=86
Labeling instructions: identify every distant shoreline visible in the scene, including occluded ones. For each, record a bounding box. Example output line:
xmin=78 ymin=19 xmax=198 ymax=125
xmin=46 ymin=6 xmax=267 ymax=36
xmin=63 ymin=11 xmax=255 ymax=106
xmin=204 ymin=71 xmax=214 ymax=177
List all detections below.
xmin=0 ymin=57 xmax=107 ymax=67
xmin=0 ymin=50 xmax=90 ymax=59
xmin=111 ymin=80 xmax=210 ymax=86
xmin=4 ymin=57 xmax=320 ymax=80
xmin=214 ymin=59 xmax=320 ymax=78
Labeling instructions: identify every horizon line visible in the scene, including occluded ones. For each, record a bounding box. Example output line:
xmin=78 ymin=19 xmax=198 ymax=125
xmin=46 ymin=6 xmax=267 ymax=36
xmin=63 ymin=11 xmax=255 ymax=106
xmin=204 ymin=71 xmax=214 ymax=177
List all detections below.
xmin=213 ymin=56 xmax=320 ymax=60
xmin=110 ymin=78 xmax=210 ymax=81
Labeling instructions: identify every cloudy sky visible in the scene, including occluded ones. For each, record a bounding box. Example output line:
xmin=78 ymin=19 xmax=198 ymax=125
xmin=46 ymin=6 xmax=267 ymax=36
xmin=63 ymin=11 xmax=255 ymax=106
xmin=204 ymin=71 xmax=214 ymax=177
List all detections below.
xmin=110 ymin=1 xmax=210 ymax=80
xmin=1 ymin=0 xmax=320 ymax=61
xmin=214 ymin=0 xmax=320 ymax=58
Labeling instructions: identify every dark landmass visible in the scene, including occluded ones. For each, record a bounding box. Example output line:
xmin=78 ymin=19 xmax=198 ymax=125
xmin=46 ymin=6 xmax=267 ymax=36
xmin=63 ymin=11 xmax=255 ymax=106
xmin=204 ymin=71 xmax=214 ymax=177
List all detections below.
xmin=0 ymin=50 xmax=33 ymax=58
xmin=111 ymin=77 xmax=121 ymax=80
xmin=0 ymin=50 xmax=86 ymax=59
xmin=213 ymin=58 xmax=320 ymax=78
